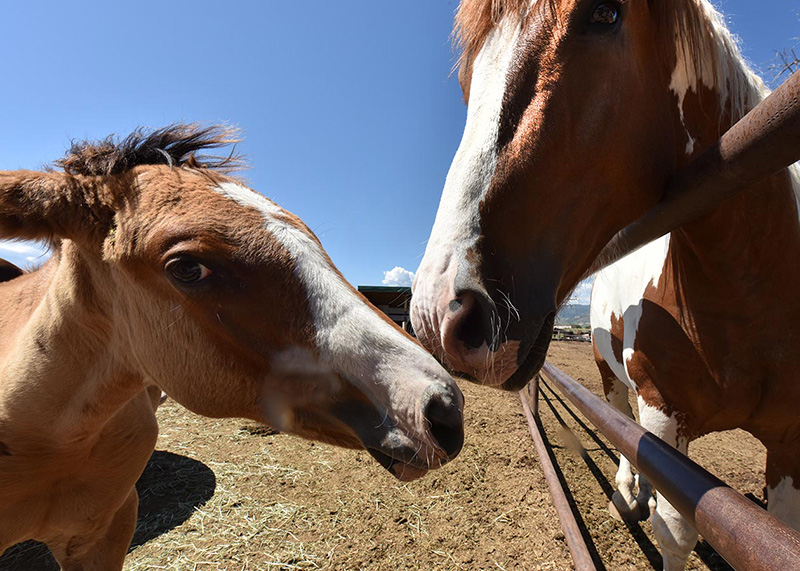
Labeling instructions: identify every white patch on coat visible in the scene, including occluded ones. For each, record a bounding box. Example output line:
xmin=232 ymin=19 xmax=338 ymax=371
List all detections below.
xmin=668 ymin=0 xmax=769 ymax=157
xmin=637 ymin=396 xmax=685 ymax=451
xmin=214 ymin=182 xmax=452 ymax=434
xmin=767 ymin=476 xmax=800 ymax=529
xmin=669 ymin=33 xmax=711 ymax=156
xmin=605 ymin=380 xmax=638 ymax=511
xmin=590 ymin=235 xmax=670 ymax=390
xmin=637 ymin=396 xmax=696 ymax=570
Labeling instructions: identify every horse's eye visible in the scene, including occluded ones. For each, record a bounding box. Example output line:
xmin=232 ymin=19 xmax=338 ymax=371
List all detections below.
xmin=166 ymin=258 xmax=213 ymax=284
xmin=589 ymin=2 xmax=620 ymax=26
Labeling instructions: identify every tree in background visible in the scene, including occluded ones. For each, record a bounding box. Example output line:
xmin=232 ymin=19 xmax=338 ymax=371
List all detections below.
xmin=776 ymin=47 xmax=799 ymax=75
xmin=773 ymin=14 xmax=799 ymax=78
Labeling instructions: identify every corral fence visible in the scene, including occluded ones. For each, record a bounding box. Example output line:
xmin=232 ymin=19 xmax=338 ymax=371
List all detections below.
xmin=520 ymin=70 xmax=800 ymax=570
xmin=551 ymin=331 xmax=591 ymax=343
xmin=519 ymin=364 xmax=800 ymax=570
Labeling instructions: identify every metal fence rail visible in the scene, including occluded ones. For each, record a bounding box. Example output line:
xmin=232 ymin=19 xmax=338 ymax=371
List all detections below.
xmin=519 ymin=381 xmax=598 ymax=570
xmin=524 ymin=362 xmax=800 ymax=571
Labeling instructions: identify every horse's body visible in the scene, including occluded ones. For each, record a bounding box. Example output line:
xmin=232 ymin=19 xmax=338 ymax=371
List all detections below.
xmin=0 ymin=125 xmax=464 ymax=570
xmin=591 ymin=165 xmax=800 ymax=567
xmin=411 ymin=1 xmax=799 ymax=568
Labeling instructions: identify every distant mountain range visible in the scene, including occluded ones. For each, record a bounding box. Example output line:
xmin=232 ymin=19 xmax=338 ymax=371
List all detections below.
xmin=556 ymin=304 xmax=590 ymax=326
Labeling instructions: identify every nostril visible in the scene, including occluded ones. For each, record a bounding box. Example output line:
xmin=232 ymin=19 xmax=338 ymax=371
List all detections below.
xmin=448 ymin=291 xmax=494 ymax=351
xmin=423 ymin=392 xmax=464 ymax=459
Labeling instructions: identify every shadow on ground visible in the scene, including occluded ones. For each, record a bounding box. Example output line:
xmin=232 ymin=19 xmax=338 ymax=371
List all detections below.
xmin=0 ymin=450 xmax=215 ymax=570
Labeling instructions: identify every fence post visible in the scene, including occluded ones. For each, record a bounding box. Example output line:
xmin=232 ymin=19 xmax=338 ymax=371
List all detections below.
xmin=519 ymin=377 xmax=596 ymax=570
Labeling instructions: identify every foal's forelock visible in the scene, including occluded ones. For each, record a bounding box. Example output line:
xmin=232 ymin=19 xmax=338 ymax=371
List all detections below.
xmin=56 ymin=124 xmax=243 ymax=176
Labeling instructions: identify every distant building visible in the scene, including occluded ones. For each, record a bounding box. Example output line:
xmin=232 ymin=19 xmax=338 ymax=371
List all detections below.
xmin=357 ymin=286 xmax=414 ymax=335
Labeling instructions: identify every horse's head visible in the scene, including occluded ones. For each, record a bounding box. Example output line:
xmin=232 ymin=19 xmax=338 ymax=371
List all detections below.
xmin=0 ymin=125 xmax=464 ymax=481
xmin=412 ymin=0 xmax=762 ymax=389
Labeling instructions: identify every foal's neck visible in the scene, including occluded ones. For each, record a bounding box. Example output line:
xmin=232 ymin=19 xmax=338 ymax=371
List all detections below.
xmin=0 ymin=242 xmax=145 ymax=446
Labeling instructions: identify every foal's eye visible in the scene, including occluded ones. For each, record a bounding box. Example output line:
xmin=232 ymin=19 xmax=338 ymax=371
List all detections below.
xmin=165 ymin=258 xmax=213 ymax=284
xmin=589 ymin=2 xmax=620 ymax=26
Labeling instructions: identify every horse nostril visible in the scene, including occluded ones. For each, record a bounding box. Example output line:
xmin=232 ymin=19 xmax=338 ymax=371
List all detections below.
xmin=447 ymin=290 xmax=495 ymax=351
xmin=423 ymin=390 xmax=464 ymax=459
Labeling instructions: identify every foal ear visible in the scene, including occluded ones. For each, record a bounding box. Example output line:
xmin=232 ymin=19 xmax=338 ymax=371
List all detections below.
xmin=0 ymin=170 xmax=114 ymax=245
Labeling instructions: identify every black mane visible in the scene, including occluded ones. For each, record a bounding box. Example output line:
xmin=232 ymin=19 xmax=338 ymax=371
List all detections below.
xmin=56 ymin=123 xmax=244 ymax=176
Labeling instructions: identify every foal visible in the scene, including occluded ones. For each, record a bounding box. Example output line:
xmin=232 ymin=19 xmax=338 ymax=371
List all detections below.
xmin=0 ymin=125 xmax=463 ymax=570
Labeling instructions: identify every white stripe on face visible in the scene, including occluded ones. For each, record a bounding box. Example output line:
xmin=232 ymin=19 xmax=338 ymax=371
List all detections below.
xmin=213 ymin=182 xmax=451 ymax=427
xmin=416 ymin=17 xmax=523 ymax=288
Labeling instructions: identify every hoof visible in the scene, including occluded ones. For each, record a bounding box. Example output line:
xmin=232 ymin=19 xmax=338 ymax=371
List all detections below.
xmin=610 ymin=491 xmax=649 ymax=523
xmin=639 ymin=497 xmax=656 ymax=521
xmin=608 ymin=499 xmax=625 ymax=522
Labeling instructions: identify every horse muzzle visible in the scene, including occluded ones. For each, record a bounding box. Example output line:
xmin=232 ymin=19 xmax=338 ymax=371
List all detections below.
xmin=412 ymin=274 xmax=556 ymax=390
xmin=331 ymin=380 xmax=465 ymax=481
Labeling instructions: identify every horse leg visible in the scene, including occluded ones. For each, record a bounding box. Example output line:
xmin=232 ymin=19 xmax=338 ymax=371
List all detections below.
xmin=598 ymin=361 xmax=647 ymax=521
xmin=765 ymin=442 xmax=800 ymax=530
xmin=146 ymin=384 xmax=167 ymax=412
xmin=50 ymin=488 xmax=138 ymax=571
xmin=635 ymin=470 xmax=656 ymax=521
xmin=638 ymin=397 xmax=697 ymax=571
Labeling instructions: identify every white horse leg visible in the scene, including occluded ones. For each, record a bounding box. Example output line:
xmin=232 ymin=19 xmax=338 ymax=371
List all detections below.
xmin=599 ymin=368 xmax=646 ymax=520
xmin=639 ymin=397 xmax=697 ymax=571
xmin=765 ymin=445 xmax=800 ymax=530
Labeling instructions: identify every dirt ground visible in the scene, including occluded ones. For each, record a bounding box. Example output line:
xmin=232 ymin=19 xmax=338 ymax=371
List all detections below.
xmin=0 ymin=341 xmax=767 ymax=571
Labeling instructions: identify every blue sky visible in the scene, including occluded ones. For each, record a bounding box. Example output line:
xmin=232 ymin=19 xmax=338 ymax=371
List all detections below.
xmin=1 ymin=1 xmax=797 ymax=303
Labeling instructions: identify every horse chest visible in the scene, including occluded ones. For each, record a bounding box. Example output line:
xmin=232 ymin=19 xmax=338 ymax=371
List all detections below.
xmin=624 ymin=282 xmax=800 ymax=435
xmin=0 ymin=392 xmax=157 ymax=547
xmin=592 ymin=241 xmax=792 ymax=435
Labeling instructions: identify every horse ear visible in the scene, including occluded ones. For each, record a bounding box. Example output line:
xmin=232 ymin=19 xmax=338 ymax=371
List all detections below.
xmin=0 ymin=170 xmax=114 ymax=245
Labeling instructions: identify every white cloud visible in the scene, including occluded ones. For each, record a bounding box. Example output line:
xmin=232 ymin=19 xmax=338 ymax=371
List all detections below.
xmin=382 ymin=266 xmax=415 ymax=287
xmin=568 ymin=277 xmax=594 ymax=305
xmin=0 ymin=240 xmax=51 ymax=270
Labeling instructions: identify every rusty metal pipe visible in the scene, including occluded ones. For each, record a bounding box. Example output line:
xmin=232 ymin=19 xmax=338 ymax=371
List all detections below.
xmin=540 ymin=362 xmax=800 ymax=571
xmin=519 ymin=378 xmax=597 ymax=571
xmin=590 ymin=69 xmax=800 ymax=273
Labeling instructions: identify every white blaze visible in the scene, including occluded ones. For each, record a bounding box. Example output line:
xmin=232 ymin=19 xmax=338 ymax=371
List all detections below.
xmin=416 ymin=17 xmax=522 ymax=285
xmin=213 ymin=182 xmax=450 ymax=431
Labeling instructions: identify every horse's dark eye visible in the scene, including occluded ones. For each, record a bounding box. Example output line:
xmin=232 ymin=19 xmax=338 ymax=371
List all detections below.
xmin=166 ymin=258 xmax=212 ymax=284
xmin=590 ymin=2 xmax=619 ymax=26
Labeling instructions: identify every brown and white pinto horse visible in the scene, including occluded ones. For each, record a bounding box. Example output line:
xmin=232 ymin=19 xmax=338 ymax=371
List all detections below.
xmin=411 ymin=0 xmax=800 ymax=568
xmin=0 ymin=125 xmax=463 ymax=570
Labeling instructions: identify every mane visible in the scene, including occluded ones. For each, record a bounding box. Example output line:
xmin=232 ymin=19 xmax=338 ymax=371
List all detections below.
xmin=56 ymin=123 xmax=244 ymax=176
xmin=652 ymin=0 xmax=767 ymax=122
xmin=454 ymin=0 xmax=767 ymax=120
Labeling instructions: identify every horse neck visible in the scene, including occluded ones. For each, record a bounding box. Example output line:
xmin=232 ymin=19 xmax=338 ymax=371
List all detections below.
xmin=0 ymin=241 xmax=145 ymax=446
xmin=660 ymin=2 xmax=800 ymax=306
xmin=668 ymin=78 xmax=800 ymax=318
